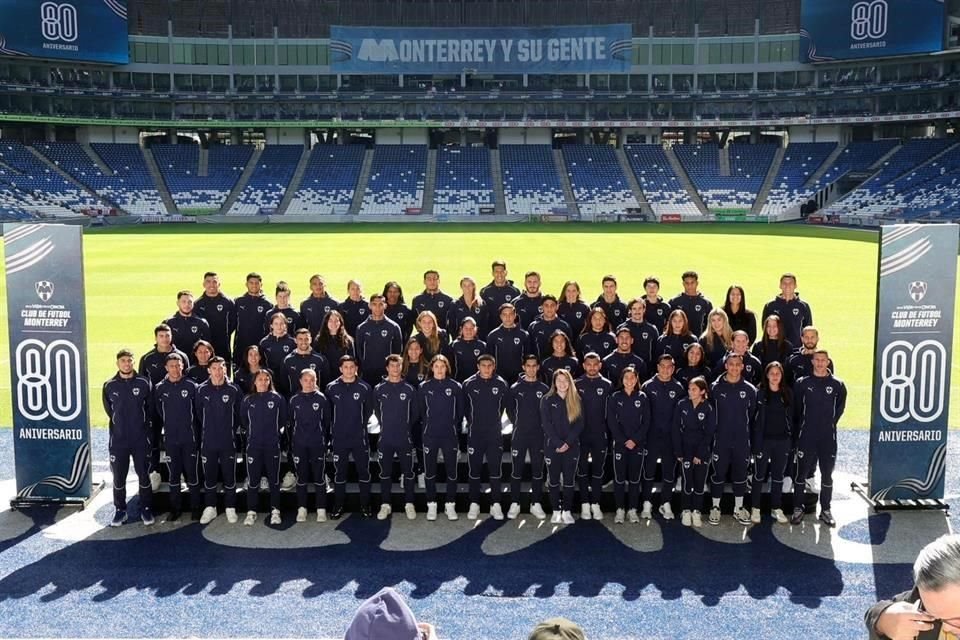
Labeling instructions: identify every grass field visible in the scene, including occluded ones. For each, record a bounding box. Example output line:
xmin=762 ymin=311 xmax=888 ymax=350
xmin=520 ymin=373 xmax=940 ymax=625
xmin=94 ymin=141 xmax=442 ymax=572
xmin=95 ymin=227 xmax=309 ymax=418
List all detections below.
xmin=1 ymin=221 xmax=957 ymax=429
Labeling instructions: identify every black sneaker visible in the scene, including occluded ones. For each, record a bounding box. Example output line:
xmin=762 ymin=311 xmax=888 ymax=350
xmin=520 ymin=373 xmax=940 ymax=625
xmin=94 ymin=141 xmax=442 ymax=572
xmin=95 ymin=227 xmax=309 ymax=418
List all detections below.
xmin=360 ymin=505 xmax=373 ymax=518
xmin=330 ymin=506 xmax=344 ymax=520
xmin=790 ymin=508 xmax=805 ymax=525
xmin=110 ymin=510 xmax=126 ymax=527
xmin=818 ymin=510 xmax=836 ymax=527
xmin=167 ymin=510 xmax=181 ymax=523
xmin=141 ymin=507 xmax=155 ymax=526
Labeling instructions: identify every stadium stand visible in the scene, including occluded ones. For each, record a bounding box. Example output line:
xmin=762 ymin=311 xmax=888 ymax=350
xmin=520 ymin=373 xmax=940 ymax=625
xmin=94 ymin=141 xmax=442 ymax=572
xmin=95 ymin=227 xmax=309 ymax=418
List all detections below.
xmin=500 ymin=145 xmax=566 ymax=216
xmin=433 ymin=146 xmax=495 ymax=216
xmin=561 ymin=144 xmax=638 ymax=215
xmin=359 ymin=145 xmax=427 ymax=215
xmin=623 ymin=145 xmax=701 ymax=216
xmin=286 ymin=144 xmax=366 ymax=215
xmin=228 ymin=145 xmax=303 ymax=215
xmin=674 ymin=143 xmax=777 ymax=209
xmin=36 ymin=142 xmax=165 ymax=215
xmin=0 ymin=141 xmax=102 ymax=216
xmin=152 ymin=143 xmax=252 ymax=211
xmin=760 ymin=142 xmax=837 ymax=217
xmin=808 ymin=140 xmax=900 ymax=191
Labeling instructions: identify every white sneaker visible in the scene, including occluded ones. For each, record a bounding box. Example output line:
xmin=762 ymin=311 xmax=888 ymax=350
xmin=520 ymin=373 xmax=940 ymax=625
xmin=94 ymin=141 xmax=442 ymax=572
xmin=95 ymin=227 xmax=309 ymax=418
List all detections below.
xmin=614 ymin=508 xmax=625 ymax=524
xmin=772 ymin=508 xmax=788 ymax=524
xmin=199 ymin=506 xmax=217 ymax=524
xmin=377 ymin=504 xmax=392 ymax=520
xmin=751 ymin=507 xmax=762 ymax=524
xmin=550 ymin=511 xmax=562 ymax=524
xmin=709 ymin=507 xmax=721 ymax=525
xmin=427 ymin=502 xmax=438 ymax=521
xmin=627 ymin=508 xmax=640 ymax=523
xmin=149 ymin=471 xmax=161 ymax=492
xmin=445 ymin=502 xmax=459 ymax=521
xmin=641 ymin=501 xmax=653 ymax=520
xmin=782 ymin=477 xmax=793 ymax=494
xmin=417 ymin=473 xmax=426 ymax=489
xmin=404 ymin=503 xmax=416 ymax=520
xmin=692 ymin=510 xmax=703 ymax=527
xmin=270 ymin=508 xmax=281 ymax=525
xmin=530 ymin=503 xmax=547 ymax=520
xmin=681 ymin=510 xmax=692 ymax=526
xmin=281 ymin=472 xmax=296 ymax=490
xmin=296 ymin=507 xmax=307 ymax=523
xmin=467 ymin=502 xmax=481 ymax=520
xmin=659 ymin=502 xmax=675 ymax=520
xmin=734 ymin=507 xmax=752 ymax=526
xmin=316 ymin=509 xmax=327 ymax=523
xmin=580 ymin=503 xmax=592 ymax=520
xmin=507 ymin=503 xmax=522 ymax=519
xmin=561 ymin=510 xmax=576 ymax=525
xmin=225 ymin=508 xmax=238 ymax=524
xmin=243 ymin=510 xmax=257 ymax=526
xmin=490 ymin=503 xmax=504 ymax=520
xmin=590 ymin=504 xmax=604 ymax=521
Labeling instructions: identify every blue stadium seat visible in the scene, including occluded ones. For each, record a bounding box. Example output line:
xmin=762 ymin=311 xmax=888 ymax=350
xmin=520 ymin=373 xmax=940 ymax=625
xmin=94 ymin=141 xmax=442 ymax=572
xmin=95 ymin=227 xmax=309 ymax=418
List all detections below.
xmin=153 ymin=143 xmax=253 ymax=211
xmin=0 ymin=141 xmax=102 ymax=217
xmin=623 ymin=145 xmax=701 ymax=216
xmin=229 ymin=145 xmax=304 ymax=215
xmin=286 ymin=144 xmax=366 ymax=215
xmin=434 ymin=146 xmax=495 ymax=216
xmin=500 ymin=145 xmax=565 ymax=215
xmin=561 ymin=144 xmax=637 ymax=215
xmin=761 ymin=142 xmax=837 ymax=216
xmin=360 ymin=145 xmax=427 ymax=215
xmin=674 ymin=143 xmax=776 ymax=209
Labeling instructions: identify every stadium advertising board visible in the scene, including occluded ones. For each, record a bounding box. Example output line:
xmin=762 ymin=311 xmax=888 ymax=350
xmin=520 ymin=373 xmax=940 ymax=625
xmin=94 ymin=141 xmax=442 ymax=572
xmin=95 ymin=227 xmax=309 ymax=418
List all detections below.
xmin=868 ymin=224 xmax=957 ymax=502
xmin=801 ymin=0 xmax=944 ymax=62
xmin=0 ymin=0 xmax=128 ymax=64
xmin=4 ymin=224 xmax=92 ymax=503
xmin=330 ymin=24 xmax=632 ymax=74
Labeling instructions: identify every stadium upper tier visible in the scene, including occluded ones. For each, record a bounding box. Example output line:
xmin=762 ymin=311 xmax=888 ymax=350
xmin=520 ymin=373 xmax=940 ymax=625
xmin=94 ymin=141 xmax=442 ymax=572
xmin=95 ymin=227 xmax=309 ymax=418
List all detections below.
xmin=0 ymin=138 xmax=958 ymax=222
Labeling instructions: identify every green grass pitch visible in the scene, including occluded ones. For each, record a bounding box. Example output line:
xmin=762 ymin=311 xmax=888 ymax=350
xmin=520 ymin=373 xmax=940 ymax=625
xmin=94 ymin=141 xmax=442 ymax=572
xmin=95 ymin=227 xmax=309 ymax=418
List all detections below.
xmin=1 ymin=222 xmax=958 ymax=430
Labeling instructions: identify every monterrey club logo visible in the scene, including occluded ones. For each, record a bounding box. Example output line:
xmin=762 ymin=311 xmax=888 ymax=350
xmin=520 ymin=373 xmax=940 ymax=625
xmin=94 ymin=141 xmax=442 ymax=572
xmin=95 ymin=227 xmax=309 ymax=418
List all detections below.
xmin=35 ymin=280 xmax=54 ymax=302
xmin=909 ymin=281 xmax=928 ymax=303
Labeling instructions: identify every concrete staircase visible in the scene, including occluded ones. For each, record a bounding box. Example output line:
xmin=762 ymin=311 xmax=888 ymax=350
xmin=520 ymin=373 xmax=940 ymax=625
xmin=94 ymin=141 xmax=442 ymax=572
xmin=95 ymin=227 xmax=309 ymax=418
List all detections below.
xmin=276 ymin=146 xmax=312 ymax=215
xmin=26 ymin=146 xmax=124 ymax=213
xmin=751 ymin=145 xmax=786 ymax=215
xmin=615 ymin=148 xmax=653 ymax=217
xmin=718 ymin=145 xmax=731 ymax=177
xmin=421 ymin=148 xmax=437 ymax=215
xmin=81 ymin=143 xmax=114 ymax=176
xmin=348 ymin=148 xmax=375 ymax=215
xmin=665 ymin=146 xmax=709 ymax=214
xmin=869 ymin=143 xmax=903 ymax=171
xmin=219 ymin=146 xmax=262 ymax=215
xmin=553 ymin=149 xmax=580 ymax=217
xmin=490 ymin=148 xmax=507 ymax=215
xmin=142 ymin=146 xmax=178 ymax=214
xmin=198 ymin=147 xmax=209 ymax=177
xmin=804 ymin=142 xmax=846 ymax=187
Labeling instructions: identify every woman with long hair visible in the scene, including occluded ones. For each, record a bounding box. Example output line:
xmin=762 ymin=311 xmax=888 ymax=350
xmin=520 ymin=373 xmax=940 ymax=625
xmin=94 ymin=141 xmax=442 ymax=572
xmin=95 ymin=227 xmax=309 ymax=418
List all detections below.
xmin=540 ymin=368 xmax=584 ymax=524
xmin=448 ymin=276 xmax=486 ymax=338
xmin=699 ymin=309 xmax=734 ymax=368
xmin=414 ymin=310 xmax=451 ymax=363
xmin=314 ymin=310 xmax=355 ymax=383
xmin=576 ymin=307 xmax=617 ymax=360
xmin=186 ymin=339 xmax=215 ymax=385
xmin=402 ymin=338 xmax=429 ymax=386
xmin=607 ymin=366 xmax=648 ymax=524
xmin=672 ymin=376 xmax=715 ymax=528
xmin=676 ymin=342 xmax=711 ymax=387
xmin=722 ymin=285 xmax=757 ymax=345
xmin=750 ymin=361 xmax=793 ymax=524
xmin=540 ymin=330 xmax=582 ymax=383
xmin=234 ymin=345 xmax=266 ymax=394
xmin=656 ymin=309 xmax=698 ymax=367
xmin=558 ymin=280 xmax=591 ymax=338
xmin=383 ymin=281 xmax=415 ymax=341
xmin=450 ymin=317 xmax=486 ymax=383
xmin=241 ymin=369 xmax=287 ymax=526
xmin=751 ymin=315 xmax=794 ymax=369
xmin=419 ymin=355 xmax=463 ymax=521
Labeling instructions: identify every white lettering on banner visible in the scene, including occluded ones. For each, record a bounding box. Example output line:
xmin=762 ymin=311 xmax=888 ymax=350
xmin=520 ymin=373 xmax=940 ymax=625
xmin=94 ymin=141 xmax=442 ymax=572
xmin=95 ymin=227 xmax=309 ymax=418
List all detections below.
xmin=879 ymin=339 xmax=946 ymax=424
xmin=877 ymin=430 xmax=943 ymax=442
xmin=17 ymin=427 xmax=83 ymax=440
xmin=359 ymin=36 xmax=610 ymax=65
xmin=15 ymin=339 xmax=83 ymax=422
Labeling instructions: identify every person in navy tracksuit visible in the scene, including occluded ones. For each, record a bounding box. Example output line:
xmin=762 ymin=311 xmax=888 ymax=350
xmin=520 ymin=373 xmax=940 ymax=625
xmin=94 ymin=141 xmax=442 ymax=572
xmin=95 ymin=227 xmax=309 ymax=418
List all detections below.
xmin=640 ymin=354 xmax=686 ymax=520
xmin=510 ymin=271 xmax=545 ymax=330
xmin=374 ymin=355 xmax=420 ymax=520
xmin=355 ymin=294 xmax=403 ymax=387
xmin=103 ymin=349 xmax=155 ymax=527
xmin=558 ymin=280 xmax=592 ymax=338
xmin=656 ymin=310 xmax=698 ymax=368
xmin=540 ymin=369 xmax=584 ymax=524
xmin=152 ymin=354 xmax=200 ymax=521
xmin=185 ymin=340 xmax=214 ymax=385
xmin=712 ymin=331 xmax=763 ymax=386
xmin=786 ymin=326 xmax=835 ymax=383
xmin=284 ymin=328 xmax=329 ymax=396
xmin=289 ymin=368 xmax=330 ymax=522
xmin=676 ymin=343 xmax=711 ymax=388
xmin=241 ymin=370 xmax=287 ymax=525
xmin=259 ymin=312 xmax=297 ymax=396
xmin=576 ymin=354 xmax=613 ymax=520
xmin=234 ymin=345 xmax=267 ymax=395
xmin=194 ymin=271 xmax=235 ymax=370
xmin=338 ymin=279 xmax=370 ymax=337
xmin=314 ymin=310 xmax=356 ymax=383
xmin=699 ymin=309 xmax=733 ymax=369
xmin=761 ymin=273 xmax=813 ymax=347
xmin=383 ymin=281 xmax=415 ymax=342
xmin=642 ymin=277 xmax=672 ymax=334
xmin=540 ymin=330 xmax=582 ymax=383
xmin=485 ymin=304 xmax=529 ymax=384
xmin=506 ymin=355 xmax=550 ymax=520
xmin=672 ymin=376 xmax=716 ymax=528
xmin=233 ymin=272 xmax=271 ymax=367
xmin=619 ymin=298 xmax=659 ymax=365
xmin=447 ymin=276 xmax=487 ymax=338
xmin=463 ymin=354 xmax=510 ymax=520
xmin=163 ymin=290 xmax=211 ymax=365
xmin=479 ymin=260 xmax=521 ymax=339
xmin=751 ymin=315 xmax=794 ymax=369
xmin=791 ymin=350 xmax=847 ymax=527
xmin=450 ymin=317 xmax=486 ymax=383
xmin=668 ymin=270 xmax=713 ymax=335
xmin=602 ymin=327 xmax=648 ymax=384
xmin=419 ymin=355 xmax=464 ymax=521
xmin=412 ymin=269 xmax=455 ymax=320
xmin=262 ymin=281 xmax=304 ymax=335
xmin=326 ymin=355 xmax=374 ymax=518
xmin=527 ymin=295 xmax=573 ymax=359
xmin=594 ymin=275 xmax=628 ymax=328
xmin=300 ymin=274 xmax=341 ymax=337
xmin=195 ymin=357 xmax=243 ymax=524
xmin=413 ymin=310 xmax=452 ymax=364
xmin=751 ymin=362 xmax=793 ymax=524
xmin=606 ymin=366 xmax=649 ymax=523
xmin=577 ymin=308 xmax=617 ymax=361
xmin=708 ymin=354 xmax=758 ymax=526
xmin=138 ymin=324 xmax=189 ymax=386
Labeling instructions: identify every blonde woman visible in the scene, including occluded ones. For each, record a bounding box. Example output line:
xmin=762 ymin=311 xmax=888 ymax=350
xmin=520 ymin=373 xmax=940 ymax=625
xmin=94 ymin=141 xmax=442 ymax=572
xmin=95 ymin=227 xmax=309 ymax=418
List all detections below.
xmin=699 ymin=308 xmax=733 ymax=368
xmin=540 ymin=369 xmax=584 ymax=524
xmin=414 ymin=310 xmax=451 ymax=363
xmin=448 ymin=276 xmax=486 ymax=337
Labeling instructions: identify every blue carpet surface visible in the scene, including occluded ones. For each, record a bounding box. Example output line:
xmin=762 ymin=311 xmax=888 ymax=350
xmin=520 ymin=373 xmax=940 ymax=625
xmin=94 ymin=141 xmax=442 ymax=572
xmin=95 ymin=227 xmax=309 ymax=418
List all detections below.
xmin=0 ymin=428 xmax=955 ymax=639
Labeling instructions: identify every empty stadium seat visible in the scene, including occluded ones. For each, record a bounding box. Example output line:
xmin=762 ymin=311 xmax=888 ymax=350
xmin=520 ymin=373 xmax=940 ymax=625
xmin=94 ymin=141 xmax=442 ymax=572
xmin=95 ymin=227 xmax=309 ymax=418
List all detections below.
xmin=360 ymin=145 xmax=427 ymax=215
xmin=674 ymin=143 xmax=776 ymax=209
xmin=500 ymin=145 xmax=565 ymax=216
xmin=433 ymin=146 xmax=495 ymax=216
xmin=286 ymin=144 xmax=366 ymax=215
xmin=228 ymin=145 xmax=303 ymax=215
xmin=153 ymin=143 xmax=253 ymax=211
xmin=760 ymin=142 xmax=837 ymax=217
xmin=0 ymin=141 xmax=102 ymax=216
xmin=561 ymin=144 xmax=637 ymax=215
xmin=623 ymin=145 xmax=701 ymax=216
